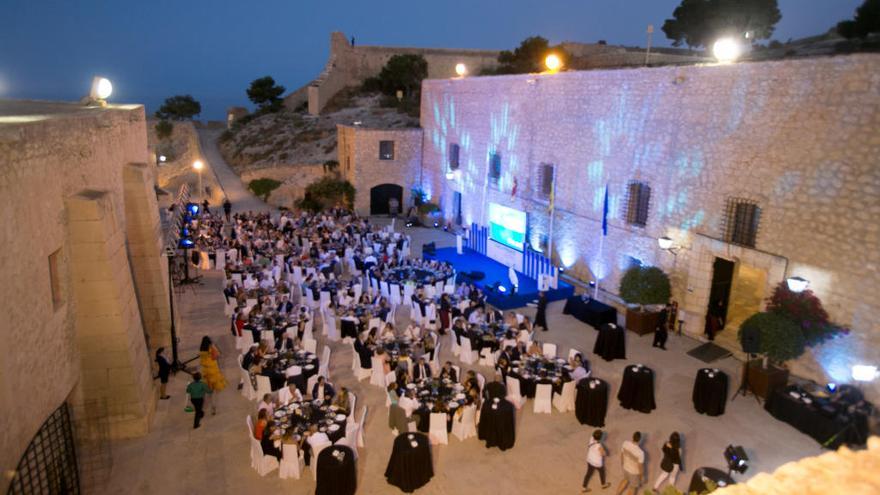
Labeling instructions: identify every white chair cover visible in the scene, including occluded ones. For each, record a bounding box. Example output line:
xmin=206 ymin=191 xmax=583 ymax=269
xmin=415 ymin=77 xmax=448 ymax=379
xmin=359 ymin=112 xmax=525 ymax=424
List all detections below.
xmin=255 ymin=375 xmax=273 ymax=399
xmin=451 ymin=404 xmax=477 ymax=441
xmin=240 ymin=368 xmax=256 ymax=400
xmin=534 ymin=383 xmax=553 ymax=414
xmin=323 ymin=313 xmax=338 ymax=342
xmin=429 ymin=412 xmax=449 ymax=445
xmin=250 ymin=438 xmax=280 ymax=476
xmin=542 ymin=342 xmax=557 ymax=359
xmin=279 ymin=443 xmax=304 ymax=479
xmin=553 ymin=380 xmax=577 ymax=413
xmin=303 ymin=338 xmax=317 ymax=354
xmin=460 ymin=338 xmax=477 ymax=365
xmin=390 ymin=283 xmax=401 ymax=305
xmin=370 ymin=356 xmax=386 ymax=387
xmin=505 ymin=376 xmax=525 ymax=409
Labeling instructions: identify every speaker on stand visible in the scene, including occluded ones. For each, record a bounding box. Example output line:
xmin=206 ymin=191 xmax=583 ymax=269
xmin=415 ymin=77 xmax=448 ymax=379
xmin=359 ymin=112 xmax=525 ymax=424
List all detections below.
xmin=732 ymin=325 xmax=761 ymax=403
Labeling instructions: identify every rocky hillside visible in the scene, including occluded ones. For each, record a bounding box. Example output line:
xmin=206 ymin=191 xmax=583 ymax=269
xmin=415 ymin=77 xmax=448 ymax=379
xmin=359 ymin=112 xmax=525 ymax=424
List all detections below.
xmin=218 ymin=90 xmax=419 ymax=173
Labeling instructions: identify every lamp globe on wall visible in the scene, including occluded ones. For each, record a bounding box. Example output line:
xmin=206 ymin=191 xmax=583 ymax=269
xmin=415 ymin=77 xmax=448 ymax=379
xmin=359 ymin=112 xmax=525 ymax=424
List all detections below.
xmin=657 ymin=236 xmax=674 ymax=250
xmin=852 ymin=365 xmax=879 ymax=382
xmin=712 ymin=38 xmax=741 ymax=63
xmin=455 ymin=63 xmax=467 ymax=77
xmin=544 ymin=53 xmax=562 ymax=72
xmin=83 ymin=76 xmax=113 ymax=106
xmin=785 ymin=276 xmax=809 ymax=293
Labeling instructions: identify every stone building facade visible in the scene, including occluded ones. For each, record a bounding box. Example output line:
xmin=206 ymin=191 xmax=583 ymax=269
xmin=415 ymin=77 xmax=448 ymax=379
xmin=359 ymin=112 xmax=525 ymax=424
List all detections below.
xmin=418 ymin=54 xmax=880 ymax=399
xmin=0 ymin=100 xmax=170 ymax=491
xmin=337 ymin=124 xmax=424 ymax=215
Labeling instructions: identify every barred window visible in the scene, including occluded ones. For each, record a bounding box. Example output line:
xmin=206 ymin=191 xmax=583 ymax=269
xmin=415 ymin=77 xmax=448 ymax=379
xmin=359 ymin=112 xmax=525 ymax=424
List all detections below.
xmin=379 ymin=140 xmax=394 ymax=160
xmin=488 ymin=153 xmax=501 ymax=185
xmin=625 ymin=181 xmax=651 ymax=227
xmin=725 ymin=198 xmax=761 ymax=248
xmin=539 ymin=164 xmax=554 ymax=199
xmin=449 ymin=143 xmax=460 ymax=170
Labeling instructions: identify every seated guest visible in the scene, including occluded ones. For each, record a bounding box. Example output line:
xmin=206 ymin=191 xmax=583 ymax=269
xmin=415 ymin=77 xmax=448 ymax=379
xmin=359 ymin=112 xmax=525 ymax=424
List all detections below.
xmin=386 ymin=383 xmax=400 ymax=406
xmin=402 ymin=324 xmax=420 ymax=340
xmin=467 ymin=306 xmax=484 ymax=325
xmin=311 ymin=376 xmax=336 ymax=401
xmin=423 ymin=332 xmax=436 ymax=361
xmin=380 ymin=323 xmax=396 ymax=341
xmin=496 ymin=354 xmax=511 ymax=381
xmin=303 ymin=424 xmax=331 ymax=466
xmin=242 ymin=344 xmax=258 ymax=370
xmin=528 ymin=341 xmax=543 ymax=357
xmin=257 ymin=393 xmax=275 ymax=417
xmin=261 ymin=421 xmax=283 ymax=461
xmin=439 ymin=361 xmax=458 ymax=382
xmin=254 ymin=408 xmax=269 ymax=440
xmin=463 ymin=370 xmax=480 ymax=395
xmin=276 ymin=331 xmax=297 ymax=352
xmin=277 ymin=379 xmax=303 ymax=405
xmin=412 ymin=357 xmax=431 ymax=380
xmin=332 ymin=386 xmax=351 ymax=414
xmin=570 ymin=354 xmax=591 ymax=382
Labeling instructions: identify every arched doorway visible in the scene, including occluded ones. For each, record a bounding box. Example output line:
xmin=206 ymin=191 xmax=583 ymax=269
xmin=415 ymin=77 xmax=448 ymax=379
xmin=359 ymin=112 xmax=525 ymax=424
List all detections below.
xmin=370 ymin=184 xmax=403 ymax=215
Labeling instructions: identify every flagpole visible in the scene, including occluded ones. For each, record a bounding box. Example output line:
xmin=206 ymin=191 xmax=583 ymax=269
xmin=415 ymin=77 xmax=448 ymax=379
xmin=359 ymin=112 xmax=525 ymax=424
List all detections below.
xmin=594 ymin=233 xmax=604 ymax=299
xmin=595 ymin=184 xmax=609 ymax=300
xmin=547 ymin=167 xmax=557 ymax=263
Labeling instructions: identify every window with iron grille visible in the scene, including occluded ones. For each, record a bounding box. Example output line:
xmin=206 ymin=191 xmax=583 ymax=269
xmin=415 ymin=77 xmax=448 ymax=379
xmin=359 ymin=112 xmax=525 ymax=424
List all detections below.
xmin=449 ymin=143 xmax=460 ymax=170
xmin=725 ymin=198 xmax=761 ymax=248
xmin=538 ymin=164 xmax=554 ymax=200
xmin=488 ymin=153 xmax=501 ymax=186
xmin=379 ymin=140 xmax=394 ymax=160
xmin=625 ymin=181 xmax=651 ymax=227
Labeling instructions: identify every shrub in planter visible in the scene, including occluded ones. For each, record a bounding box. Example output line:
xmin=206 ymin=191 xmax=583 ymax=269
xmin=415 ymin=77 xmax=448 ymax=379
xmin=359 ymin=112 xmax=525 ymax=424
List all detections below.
xmin=247 ymin=178 xmax=282 ymax=201
xmin=619 ymin=266 xmax=671 ymax=309
xmin=297 ymin=177 xmax=356 ymax=210
xmin=738 ymin=311 xmax=805 ymax=364
xmin=766 ymin=282 xmax=849 ymax=347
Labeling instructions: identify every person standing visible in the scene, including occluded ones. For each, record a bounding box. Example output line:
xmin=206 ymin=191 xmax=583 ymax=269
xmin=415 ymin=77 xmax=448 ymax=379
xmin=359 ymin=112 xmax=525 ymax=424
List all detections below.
xmin=652 ymin=303 xmax=670 ymax=350
xmin=582 ymin=429 xmax=611 ymax=492
xmin=535 ymin=291 xmax=549 ymax=332
xmin=186 ymin=372 xmax=211 ymax=429
xmin=199 ymin=336 xmax=227 ymax=415
xmin=222 ymin=198 xmax=232 ymax=222
xmin=653 ymin=432 xmax=683 ymax=492
xmin=155 ymin=347 xmax=171 ymax=400
xmin=616 ymin=431 xmax=645 ymax=495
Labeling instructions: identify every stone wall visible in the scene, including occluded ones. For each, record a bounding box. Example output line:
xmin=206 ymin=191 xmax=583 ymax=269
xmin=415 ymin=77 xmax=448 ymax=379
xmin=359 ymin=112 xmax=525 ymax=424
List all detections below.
xmin=0 ymin=100 xmax=164 ymax=491
xmin=147 ymin=119 xmax=224 ymax=205
xmin=419 ymin=54 xmax=880 ymax=399
xmin=338 ymin=124 xmax=424 ymax=215
xmin=239 ymin=164 xmax=325 ymax=210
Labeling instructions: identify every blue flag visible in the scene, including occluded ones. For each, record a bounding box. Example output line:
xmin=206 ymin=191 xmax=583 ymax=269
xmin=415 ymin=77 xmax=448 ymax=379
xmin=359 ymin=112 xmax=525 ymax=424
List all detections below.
xmin=601 ymin=184 xmax=609 ymax=236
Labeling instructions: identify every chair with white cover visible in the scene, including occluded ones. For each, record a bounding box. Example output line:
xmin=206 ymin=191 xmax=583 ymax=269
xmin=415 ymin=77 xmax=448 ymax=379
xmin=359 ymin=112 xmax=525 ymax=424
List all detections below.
xmin=450 ymin=332 xmax=460 ymax=356
xmin=304 ymin=288 xmax=317 ymax=309
xmin=303 ymin=338 xmax=317 ymax=355
xmin=279 ymin=443 xmax=305 ymax=479
xmin=542 ymin=342 xmax=557 ymax=359
xmin=323 ymin=313 xmax=338 ymax=342
xmin=534 ymin=383 xmax=553 ymax=414
xmin=476 ymin=373 xmax=486 ymax=395
xmin=505 ymin=376 xmax=526 ymax=409
xmin=443 ymin=283 xmax=455 ymax=295
xmin=223 ymin=295 xmax=235 ymax=317
xmin=261 ymin=330 xmax=276 ymax=350
xmin=380 ymin=281 xmax=390 ymax=299
xmin=385 ymin=306 xmax=396 ymax=324
xmin=403 ymin=284 xmax=414 ymax=304
xmin=368 ymin=318 xmax=382 ymax=332
xmin=553 ymin=380 xmax=577 ymax=413
xmin=568 ymin=348 xmax=582 ymax=361
xmin=353 ymin=283 xmax=362 ymax=302
xmin=247 ymin=414 xmax=255 ymax=438
xmin=385 ymin=371 xmax=397 ymax=387
xmin=459 ymin=338 xmax=477 ymax=365
xmin=451 ymin=404 xmax=477 ymax=441
xmin=479 ymin=348 xmax=496 ymax=367
xmin=319 ymin=346 xmax=331 ymax=379
xmin=240 ymin=369 xmax=257 ymax=400
xmin=255 ymin=375 xmax=273 ymax=399
xmin=250 ymin=437 xmax=280 ymax=476
xmin=308 ymin=439 xmax=332 ymax=481
xmin=452 ymin=365 xmax=461 ymax=383
xmin=429 ymin=412 xmax=449 ymax=445
xmin=390 ymin=283 xmax=402 ymax=306
xmin=348 ymin=392 xmax=357 ymax=422
xmin=319 ymin=291 xmax=331 ymax=310
xmin=434 ymin=281 xmax=444 ymax=296
xmin=370 ymin=356 xmax=386 ymax=387
xmin=236 ymin=330 xmax=255 ymax=353
xmin=335 ymin=424 xmax=359 ymax=459
xmin=356 ymin=406 xmax=368 ymax=448
xmin=424 ymin=304 xmax=437 ymax=331
xmin=231 ymin=273 xmax=243 ymax=285
xmin=306 ymin=374 xmax=319 ymax=398
xmin=302 ymin=319 xmax=314 ymax=341
xmin=517 ymin=329 xmax=531 ymax=344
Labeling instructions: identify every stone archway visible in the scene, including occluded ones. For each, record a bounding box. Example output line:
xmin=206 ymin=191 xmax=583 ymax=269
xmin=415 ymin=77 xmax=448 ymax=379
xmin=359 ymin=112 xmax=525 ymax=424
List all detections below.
xmin=369 ymin=183 xmax=403 ymax=216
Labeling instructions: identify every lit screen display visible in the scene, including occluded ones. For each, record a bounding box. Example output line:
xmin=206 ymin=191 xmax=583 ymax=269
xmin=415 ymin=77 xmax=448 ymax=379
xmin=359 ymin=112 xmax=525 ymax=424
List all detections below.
xmin=488 ymin=203 xmax=526 ymax=251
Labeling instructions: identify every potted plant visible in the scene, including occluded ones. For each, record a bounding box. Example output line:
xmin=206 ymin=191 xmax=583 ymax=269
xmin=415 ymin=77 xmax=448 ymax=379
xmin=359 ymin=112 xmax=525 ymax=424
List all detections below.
xmin=738 ymin=311 xmax=803 ymax=398
xmin=619 ymin=265 xmax=671 ymax=335
xmin=417 ymin=202 xmax=441 ymax=226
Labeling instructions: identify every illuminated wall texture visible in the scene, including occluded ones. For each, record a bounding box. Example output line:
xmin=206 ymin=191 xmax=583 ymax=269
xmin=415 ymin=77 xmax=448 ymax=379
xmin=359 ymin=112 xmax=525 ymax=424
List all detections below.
xmin=419 ymin=54 xmax=880 ymax=397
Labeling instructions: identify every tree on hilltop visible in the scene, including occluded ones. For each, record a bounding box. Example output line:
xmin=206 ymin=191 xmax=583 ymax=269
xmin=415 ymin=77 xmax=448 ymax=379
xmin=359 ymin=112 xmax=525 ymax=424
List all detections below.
xmin=247 ymin=76 xmax=286 ymax=112
xmin=494 ymin=36 xmax=570 ymax=74
xmin=377 ymin=54 xmax=428 ymax=98
xmin=155 ymin=95 xmax=201 ymax=120
xmin=836 ymin=0 xmax=880 ymax=39
xmin=155 ymin=120 xmax=173 ymax=140
xmin=662 ymin=0 xmax=782 ymax=48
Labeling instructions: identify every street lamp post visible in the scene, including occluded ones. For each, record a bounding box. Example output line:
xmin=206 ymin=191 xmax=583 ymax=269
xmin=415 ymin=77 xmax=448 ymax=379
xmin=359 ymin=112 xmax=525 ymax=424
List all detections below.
xmin=193 ymin=160 xmax=204 ymax=201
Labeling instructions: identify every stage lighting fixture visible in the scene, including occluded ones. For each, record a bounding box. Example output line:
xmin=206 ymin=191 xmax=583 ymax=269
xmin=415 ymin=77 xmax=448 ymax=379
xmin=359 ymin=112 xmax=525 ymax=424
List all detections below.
xmin=826 ymin=382 xmax=837 ymax=393
xmin=180 ymin=227 xmax=191 ymax=238
xmin=192 ymin=160 xmax=204 ymax=171
xmin=786 ymin=276 xmax=809 ymax=293
xmin=433 ymin=222 xmax=439 ymax=228
xmin=186 ymin=202 xmax=200 ymax=216
xmin=455 ymin=63 xmax=467 ymax=77
xmin=443 ymin=225 xmax=448 ymax=231
xmin=724 ymin=445 xmax=749 ymax=475
xmin=852 ymin=365 xmax=879 ymax=382
xmin=498 ymin=285 xmax=507 ymax=293
xmin=712 ymin=38 xmax=741 ymax=63
xmin=159 ymin=155 xmax=167 ymax=163
xmin=544 ymin=53 xmax=562 ymax=72
xmin=90 ymin=76 xmax=113 ymax=100
xmin=558 ymin=266 xmax=565 ymax=273
xmin=178 ymin=238 xmax=195 ymax=249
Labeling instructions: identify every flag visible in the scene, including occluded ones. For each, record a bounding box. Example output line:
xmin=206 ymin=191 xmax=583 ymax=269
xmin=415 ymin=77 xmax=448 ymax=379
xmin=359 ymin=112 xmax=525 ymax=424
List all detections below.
xmin=547 ymin=180 xmax=555 ymax=214
xmin=511 ymin=177 xmax=518 ymax=198
xmin=601 ymin=184 xmax=609 ymax=236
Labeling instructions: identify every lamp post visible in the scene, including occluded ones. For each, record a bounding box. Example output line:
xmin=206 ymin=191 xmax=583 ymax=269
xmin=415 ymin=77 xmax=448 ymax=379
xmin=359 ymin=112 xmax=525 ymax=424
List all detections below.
xmin=193 ymin=160 xmax=204 ymax=201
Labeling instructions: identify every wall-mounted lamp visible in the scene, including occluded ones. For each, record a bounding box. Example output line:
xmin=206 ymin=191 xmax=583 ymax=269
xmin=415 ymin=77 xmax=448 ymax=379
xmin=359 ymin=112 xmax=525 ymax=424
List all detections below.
xmin=785 ymin=276 xmax=809 ymax=293
xmin=852 ymin=365 xmax=879 ymax=382
xmin=455 ymin=63 xmax=467 ymax=77
xmin=657 ymin=236 xmax=685 ymax=256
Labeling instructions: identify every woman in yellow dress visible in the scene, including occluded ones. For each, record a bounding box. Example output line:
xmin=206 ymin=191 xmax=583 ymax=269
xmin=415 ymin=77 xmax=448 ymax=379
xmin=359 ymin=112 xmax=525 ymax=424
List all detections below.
xmin=199 ymin=336 xmax=227 ymax=414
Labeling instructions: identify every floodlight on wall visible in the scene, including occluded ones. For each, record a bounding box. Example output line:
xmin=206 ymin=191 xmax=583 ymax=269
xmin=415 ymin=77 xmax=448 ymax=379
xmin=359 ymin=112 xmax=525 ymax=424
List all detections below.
xmin=446 ymin=171 xmax=455 ymax=180
xmin=544 ymin=54 xmax=562 ymax=72
xmin=658 ymin=236 xmax=674 ymax=250
xmin=83 ymin=76 xmax=113 ymax=106
xmin=785 ymin=276 xmax=809 ymax=293
xmin=712 ymin=38 xmax=741 ymax=63
xmin=159 ymin=155 xmax=167 ymax=163
xmin=852 ymin=365 xmax=879 ymax=382
xmin=455 ymin=63 xmax=467 ymax=77
xmin=193 ymin=160 xmax=204 ymax=171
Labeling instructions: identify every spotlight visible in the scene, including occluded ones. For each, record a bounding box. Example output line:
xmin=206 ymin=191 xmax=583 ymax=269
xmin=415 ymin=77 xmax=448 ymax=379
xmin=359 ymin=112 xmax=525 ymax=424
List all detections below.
xmin=658 ymin=236 xmax=674 ymax=250
xmin=186 ymin=202 xmax=200 ymax=216
xmin=724 ymin=445 xmax=749 ymax=475
xmin=544 ymin=54 xmax=562 ymax=72
xmin=443 ymin=225 xmax=449 ymax=231
xmin=177 ymin=237 xmax=195 ymax=249
xmin=159 ymin=155 xmax=167 ymax=163
xmin=455 ymin=63 xmax=467 ymax=77
xmin=192 ymin=160 xmax=204 ymax=171
xmin=90 ymin=76 xmax=113 ymax=100
xmin=712 ymin=38 xmax=741 ymax=63
xmin=852 ymin=365 xmax=879 ymax=382
xmin=558 ymin=266 xmax=565 ymax=273
xmin=433 ymin=222 xmax=439 ymax=228
xmin=498 ymin=285 xmax=507 ymax=293
xmin=786 ymin=276 xmax=809 ymax=293
xmin=826 ymin=382 xmax=837 ymax=394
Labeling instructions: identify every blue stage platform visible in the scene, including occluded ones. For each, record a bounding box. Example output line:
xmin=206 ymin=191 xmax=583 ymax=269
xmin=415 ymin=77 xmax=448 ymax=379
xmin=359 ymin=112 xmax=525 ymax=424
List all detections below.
xmin=424 ymin=247 xmax=574 ymax=310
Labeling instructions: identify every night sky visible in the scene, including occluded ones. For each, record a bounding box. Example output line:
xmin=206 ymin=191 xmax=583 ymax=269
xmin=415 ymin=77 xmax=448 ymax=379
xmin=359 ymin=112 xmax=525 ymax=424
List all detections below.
xmin=0 ymin=0 xmax=863 ymax=119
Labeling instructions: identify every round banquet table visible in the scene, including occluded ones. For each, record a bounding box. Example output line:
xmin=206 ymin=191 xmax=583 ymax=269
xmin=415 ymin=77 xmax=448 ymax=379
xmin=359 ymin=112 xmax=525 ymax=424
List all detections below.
xmin=261 ymin=350 xmax=318 ymax=393
xmin=477 ymin=398 xmax=516 ymax=451
xmin=407 ymin=378 xmax=465 ymax=433
xmin=575 ymin=378 xmax=609 ymax=427
xmin=385 ymin=432 xmax=434 ymax=493
xmin=692 ymin=368 xmax=728 ymax=416
xmin=593 ymin=323 xmax=626 ymax=361
xmin=617 ymin=365 xmax=656 ymax=413
xmin=315 ymin=445 xmax=357 ymax=495
xmin=688 ymin=467 xmax=736 ymax=493
xmin=273 ymin=400 xmax=348 ymax=448
xmin=508 ymin=356 xmax=571 ymax=398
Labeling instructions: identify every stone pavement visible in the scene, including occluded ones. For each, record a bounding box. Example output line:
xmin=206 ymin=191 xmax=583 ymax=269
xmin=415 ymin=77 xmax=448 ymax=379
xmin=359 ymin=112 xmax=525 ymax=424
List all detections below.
xmin=196 ymin=128 xmax=273 ymax=214
xmin=98 ymin=219 xmax=825 ymax=495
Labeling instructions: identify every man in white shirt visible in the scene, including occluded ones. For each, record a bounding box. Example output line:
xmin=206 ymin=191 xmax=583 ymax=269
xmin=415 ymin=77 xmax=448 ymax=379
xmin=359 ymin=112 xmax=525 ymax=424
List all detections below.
xmin=583 ymin=429 xmax=611 ymax=492
xmin=616 ymin=431 xmax=646 ymax=495
xmin=305 ymin=424 xmax=331 ymax=466
xmin=257 ymin=393 xmax=275 ymax=417
xmin=277 ymin=381 xmax=303 ymax=405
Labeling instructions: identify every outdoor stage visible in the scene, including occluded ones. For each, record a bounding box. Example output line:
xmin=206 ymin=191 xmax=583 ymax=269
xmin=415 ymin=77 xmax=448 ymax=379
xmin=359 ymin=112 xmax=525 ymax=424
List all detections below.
xmin=424 ymin=247 xmax=574 ymax=310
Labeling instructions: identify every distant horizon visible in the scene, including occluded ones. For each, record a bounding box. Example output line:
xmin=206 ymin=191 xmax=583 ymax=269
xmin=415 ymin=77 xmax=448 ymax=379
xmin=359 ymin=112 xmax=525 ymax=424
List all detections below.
xmin=0 ymin=0 xmax=864 ymax=119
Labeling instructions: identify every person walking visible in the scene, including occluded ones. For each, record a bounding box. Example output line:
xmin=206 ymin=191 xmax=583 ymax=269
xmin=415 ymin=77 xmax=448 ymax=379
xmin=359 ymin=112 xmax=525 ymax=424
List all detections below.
xmin=615 ymin=431 xmax=645 ymax=495
xmin=535 ymin=291 xmax=549 ymax=332
xmin=652 ymin=303 xmax=670 ymax=349
xmin=199 ymin=336 xmax=227 ymax=415
xmin=186 ymin=372 xmax=211 ymax=429
xmin=582 ymin=429 xmax=611 ymax=492
xmin=155 ymin=347 xmax=171 ymax=400
xmin=222 ymin=198 xmax=232 ymax=222
xmin=653 ymin=432 xmax=683 ymax=492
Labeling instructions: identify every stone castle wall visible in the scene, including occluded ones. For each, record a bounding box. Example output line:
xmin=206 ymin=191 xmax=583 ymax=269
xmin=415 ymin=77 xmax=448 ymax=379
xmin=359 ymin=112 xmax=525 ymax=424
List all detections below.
xmin=240 ymin=164 xmax=326 ymax=210
xmin=419 ymin=54 xmax=880 ymax=399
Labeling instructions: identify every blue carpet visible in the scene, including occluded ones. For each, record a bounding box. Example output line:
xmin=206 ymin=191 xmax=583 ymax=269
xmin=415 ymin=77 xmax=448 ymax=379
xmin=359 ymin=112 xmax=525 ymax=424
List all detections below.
xmin=424 ymin=247 xmax=574 ymax=310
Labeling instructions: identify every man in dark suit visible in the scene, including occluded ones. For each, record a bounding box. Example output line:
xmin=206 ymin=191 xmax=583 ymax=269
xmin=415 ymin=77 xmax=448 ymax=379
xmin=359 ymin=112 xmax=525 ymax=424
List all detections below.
xmin=311 ymin=376 xmax=336 ymax=401
xmin=653 ymin=303 xmax=670 ymax=350
xmin=439 ymin=362 xmax=457 ymax=382
xmin=354 ymin=337 xmax=373 ymax=369
xmin=241 ymin=345 xmax=258 ymax=370
xmin=413 ymin=357 xmax=431 ymax=380
xmin=535 ymin=291 xmax=549 ymax=331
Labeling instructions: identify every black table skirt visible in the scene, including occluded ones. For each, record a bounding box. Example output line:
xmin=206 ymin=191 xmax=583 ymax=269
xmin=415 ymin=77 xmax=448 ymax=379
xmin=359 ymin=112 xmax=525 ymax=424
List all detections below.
xmin=617 ymin=366 xmax=656 ymax=413
xmin=478 ymin=400 xmax=516 ymax=451
xmin=385 ymin=432 xmax=434 ymax=493
xmin=563 ymin=297 xmax=617 ymax=328
xmin=316 ymin=445 xmax=357 ymax=495
xmin=593 ymin=323 xmax=626 ymax=361
xmin=688 ymin=467 xmax=735 ymax=493
xmin=507 ymin=372 xmax=565 ymax=398
xmin=692 ymin=369 xmax=728 ymax=416
xmin=765 ymin=386 xmax=869 ymax=449
xmin=341 ymin=320 xmax=359 ymax=339
xmin=575 ymin=378 xmax=608 ymax=427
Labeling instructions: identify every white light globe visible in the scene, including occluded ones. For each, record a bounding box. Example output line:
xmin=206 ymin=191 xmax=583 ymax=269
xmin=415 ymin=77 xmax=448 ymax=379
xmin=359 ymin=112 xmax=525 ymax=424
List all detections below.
xmin=455 ymin=63 xmax=467 ymax=77
xmin=193 ymin=160 xmax=204 ymax=170
xmin=94 ymin=77 xmax=113 ymax=99
xmin=712 ymin=38 xmax=741 ymax=63
xmin=545 ymin=54 xmax=562 ymax=72
xmin=852 ymin=365 xmax=878 ymax=382
xmin=786 ymin=276 xmax=809 ymax=293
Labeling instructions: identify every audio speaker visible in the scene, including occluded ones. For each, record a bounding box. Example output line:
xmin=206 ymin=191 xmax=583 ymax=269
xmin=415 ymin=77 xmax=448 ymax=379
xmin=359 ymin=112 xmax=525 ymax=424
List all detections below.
xmin=740 ymin=325 xmax=761 ymax=354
